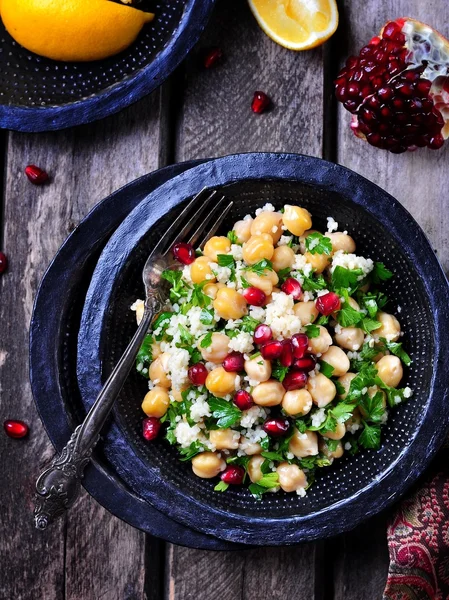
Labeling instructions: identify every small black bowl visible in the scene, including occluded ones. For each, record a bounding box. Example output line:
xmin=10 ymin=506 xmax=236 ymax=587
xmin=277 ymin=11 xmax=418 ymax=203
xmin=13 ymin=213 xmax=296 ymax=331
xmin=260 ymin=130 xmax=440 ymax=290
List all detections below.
xmin=77 ymin=153 xmax=449 ymax=546
xmin=0 ymin=0 xmax=215 ymax=132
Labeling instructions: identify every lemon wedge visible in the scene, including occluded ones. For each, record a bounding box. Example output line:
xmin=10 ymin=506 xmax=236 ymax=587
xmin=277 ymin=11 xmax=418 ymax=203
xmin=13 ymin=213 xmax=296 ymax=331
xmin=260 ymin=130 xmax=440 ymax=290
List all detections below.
xmin=248 ymin=0 xmax=338 ymax=50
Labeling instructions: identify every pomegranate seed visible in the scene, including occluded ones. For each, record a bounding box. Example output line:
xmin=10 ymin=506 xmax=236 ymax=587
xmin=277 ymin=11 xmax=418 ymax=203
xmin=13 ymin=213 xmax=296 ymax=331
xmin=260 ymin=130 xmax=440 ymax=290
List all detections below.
xmin=188 ymin=363 xmax=208 ymax=385
xmin=172 ymin=242 xmax=195 ymax=265
xmin=280 ymin=340 xmax=293 ymax=367
xmin=316 ymin=292 xmax=341 ymax=316
xmin=263 ymin=417 xmax=290 ymax=437
xmin=221 ymin=465 xmax=245 ymax=485
xmin=293 ymin=355 xmax=316 ymax=372
xmin=251 ymin=91 xmax=271 ymax=114
xmin=4 ymin=419 xmax=29 ymax=439
xmin=24 ymin=165 xmax=49 ymax=185
xmin=428 ymin=134 xmax=445 ymax=149
xmin=383 ymin=22 xmax=402 ymax=40
xmin=0 ymin=251 xmax=8 ymax=275
xmin=233 ymin=389 xmax=254 ymax=411
xmin=222 ymin=352 xmax=245 ymax=372
xmin=282 ymin=370 xmax=308 ymax=391
xmin=260 ymin=340 xmax=283 ymax=361
xmin=291 ymin=333 xmax=309 ymax=359
xmin=254 ymin=324 xmax=272 ymax=345
xmin=281 ymin=277 xmax=303 ymax=300
xmin=242 ymin=286 xmax=266 ymax=306
xmin=142 ymin=417 xmax=161 ymax=441
xmin=203 ymin=47 xmax=223 ymax=69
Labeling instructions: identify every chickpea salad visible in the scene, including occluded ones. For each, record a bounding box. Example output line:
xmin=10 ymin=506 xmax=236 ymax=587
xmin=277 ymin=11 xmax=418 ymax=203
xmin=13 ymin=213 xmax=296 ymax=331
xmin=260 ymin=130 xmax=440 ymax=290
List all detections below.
xmin=132 ymin=203 xmax=412 ymax=499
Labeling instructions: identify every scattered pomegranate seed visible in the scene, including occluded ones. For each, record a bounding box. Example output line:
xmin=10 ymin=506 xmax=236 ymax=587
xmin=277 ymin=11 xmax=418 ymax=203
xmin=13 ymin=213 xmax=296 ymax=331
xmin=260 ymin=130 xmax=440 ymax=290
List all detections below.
xmin=293 ymin=355 xmax=316 ymax=372
xmin=221 ymin=465 xmax=245 ymax=485
xmin=282 ymin=370 xmax=308 ymax=391
xmin=260 ymin=340 xmax=283 ymax=361
xmin=4 ymin=419 xmax=29 ymax=439
xmin=24 ymin=165 xmax=49 ymax=185
xmin=142 ymin=417 xmax=161 ymax=441
xmin=254 ymin=324 xmax=272 ymax=345
xmin=251 ymin=91 xmax=271 ymax=114
xmin=188 ymin=363 xmax=208 ymax=385
xmin=0 ymin=251 xmax=8 ymax=275
xmin=222 ymin=352 xmax=245 ymax=372
xmin=280 ymin=340 xmax=293 ymax=367
xmin=281 ymin=277 xmax=303 ymax=300
xmin=316 ymin=292 xmax=341 ymax=316
xmin=291 ymin=333 xmax=309 ymax=359
xmin=172 ymin=242 xmax=196 ymax=265
xmin=263 ymin=417 xmax=290 ymax=437
xmin=203 ymin=47 xmax=223 ymax=69
xmin=233 ymin=389 xmax=254 ymax=411
xmin=242 ymin=286 xmax=267 ymax=306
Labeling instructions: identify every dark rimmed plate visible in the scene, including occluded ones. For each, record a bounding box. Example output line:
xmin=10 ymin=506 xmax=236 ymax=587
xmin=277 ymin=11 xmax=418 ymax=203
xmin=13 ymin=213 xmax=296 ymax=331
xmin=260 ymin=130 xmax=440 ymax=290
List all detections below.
xmin=0 ymin=0 xmax=215 ymax=132
xmin=29 ymin=159 xmax=241 ymax=549
xmin=77 ymin=152 xmax=449 ymax=546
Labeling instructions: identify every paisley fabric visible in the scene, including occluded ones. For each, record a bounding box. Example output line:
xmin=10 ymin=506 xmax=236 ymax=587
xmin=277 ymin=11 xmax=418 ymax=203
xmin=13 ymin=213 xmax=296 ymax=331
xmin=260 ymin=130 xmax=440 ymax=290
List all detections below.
xmin=384 ymin=454 xmax=449 ymax=600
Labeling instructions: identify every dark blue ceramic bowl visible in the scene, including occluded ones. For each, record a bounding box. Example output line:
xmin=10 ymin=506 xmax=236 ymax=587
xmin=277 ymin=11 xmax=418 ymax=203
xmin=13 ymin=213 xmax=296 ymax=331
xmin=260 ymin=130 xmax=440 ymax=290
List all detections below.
xmin=77 ymin=153 xmax=449 ymax=546
xmin=0 ymin=0 xmax=215 ymax=132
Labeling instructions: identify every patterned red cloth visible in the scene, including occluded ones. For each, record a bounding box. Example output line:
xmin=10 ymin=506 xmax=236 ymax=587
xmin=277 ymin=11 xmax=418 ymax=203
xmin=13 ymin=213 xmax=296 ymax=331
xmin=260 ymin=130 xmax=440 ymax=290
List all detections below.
xmin=384 ymin=454 xmax=449 ymax=600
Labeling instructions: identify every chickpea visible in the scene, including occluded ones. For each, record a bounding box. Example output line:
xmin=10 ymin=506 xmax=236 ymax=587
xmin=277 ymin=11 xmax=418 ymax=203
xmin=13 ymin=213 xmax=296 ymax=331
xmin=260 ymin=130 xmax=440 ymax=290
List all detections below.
xmin=244 ymin=357 xmax=272 ymax=382
xmin=141 ymin=386 xmax=170 ymax=418
xmin=338 ymin=372 xmax=356 ymax=399
xmin=374 ymin=311 xmax=401 ymax=342
xmin=304 ymin=251 xmax=330 ymax=274
xmin=293 ymin=301 xmax=319 ymax=326
xmin=282 ymin=205 xmax=312 ymax=236
xmin=151 ymin=341 xmax=162 ymax=360
xmin=209 ymin=428 xmax=240 ymax=450
xmin=282 ymin=389 xmax=313 ymax=416
xmin=233 ymin=219 xmax=253 ymax=244
xmin=203 ymin=236 xmax=231 ymax=262
xmin=251 ymin=211 xmax=283 ymax=243
xmin=170 ymin=384 xmax=189 ymax=402
xmin=322 ymin=422 xmax=346 ymax=440
xmin=271 ymin=245 xmax=295 ymax=272
xmin=134 ymin=299 xmax=145 ymax=325
xmin=320 ymin=439 xmax=344 ymax=459
xmin=376 ymin=355 xmax=403 ymax=388
xmin=205 ymin=367 xmax=238 ymax=397
xmin=190 ymin=256 xmax=216 ymax=284
xmin=334 ymin=326 xmax=364 ymax=351
xmin=308 ymin=325 xmax=333 ymax=354
xmin=307 ymin=373 xmax=336 ymax=407
xmin=347 ymin=297 xmax=360 ymax=311
xmin=320 ymin=346 xmax=350 ymax=377
xmin=199 ymin=332 xmax=230 ymax=363
xmin=298 ymin=229 xmax=318 ymax=254
xmin=242 ymin=234 xmax=274 ymax=265
xmin=214 ymin=288 xmax=247 ymax=320
xmin=289 ymin=429 xmax=318 ymax=458
xmin=252 ymin=379 xmax=285 ymax=407
xmin=345 ymin=408 xmax=361 ymax=432
xmin=203 ymin=282 xmax=225 ymax=299
xmin=248 ymin=455 xmax=265 ymax=483
xmin=192 ymin=452 xmax=226 ymax=479
xmin=327 ymin=232 xmax=356 ymax=254
xmin=245 ymin=268 xmax=279 ymax=295
xmin=149 ymin=353 xmax=171 ymax=388
xmin=359 ymin=386 xmax=387 ymax=419
xmin=276 ymin=463 xmax=307 ymax=493
xmin=239 ymin=437 xmax=262 ymax=455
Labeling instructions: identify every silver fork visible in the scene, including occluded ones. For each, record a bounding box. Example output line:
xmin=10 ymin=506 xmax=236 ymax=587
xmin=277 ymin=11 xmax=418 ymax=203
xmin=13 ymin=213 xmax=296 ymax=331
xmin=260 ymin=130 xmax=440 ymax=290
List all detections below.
xmin=33 ymin=188 xmax=233 ymax=530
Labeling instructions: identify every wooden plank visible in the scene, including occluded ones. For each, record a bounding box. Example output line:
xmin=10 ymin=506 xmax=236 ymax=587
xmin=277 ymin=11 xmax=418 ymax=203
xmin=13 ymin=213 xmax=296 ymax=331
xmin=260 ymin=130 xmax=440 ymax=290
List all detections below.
xmin=168 ymin=1 xmax=325 ymax=598
xmin=0 ymin=90 xmax=166 ymax=600
xmin=335 ymin=1 xmax=448 ymax=598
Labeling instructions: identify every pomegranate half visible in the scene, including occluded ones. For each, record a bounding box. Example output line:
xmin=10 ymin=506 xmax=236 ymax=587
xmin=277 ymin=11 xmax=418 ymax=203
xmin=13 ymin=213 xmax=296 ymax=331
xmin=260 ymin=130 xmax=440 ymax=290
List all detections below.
xmin=335 ymin=18 xmax=449 ymax=153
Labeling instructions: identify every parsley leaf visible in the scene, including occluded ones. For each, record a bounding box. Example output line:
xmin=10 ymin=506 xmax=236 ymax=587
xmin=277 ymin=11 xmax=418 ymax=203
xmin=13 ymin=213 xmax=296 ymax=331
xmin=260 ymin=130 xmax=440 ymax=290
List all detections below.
xmin=214 ymin=481 xmax=229 ymax=492
xmin=346 ymin=363 xmax=379 ymax=402
xmin=245 ymin=259 xmax=274 ymax=276
xmin=331 ymin=266 xmax=364 ymax=292
xmin=305 ymin=232 xmax=332 ymax=255
xmin=152 ymin=312 xmax=173 ymax=340
xmin=261 ymin=451 xmax=285 ymax=462
xmin=200 ymin=332 xmax=213 ymax=348
xmin=240 ymin=277 xmax=251 ymax=289
xmin=179 ymin=441 xmax=207 ymax=461
xmin=301 ymin=273 xmax=327 ymax=292
xmin=359 ymin=422 xmax=381 ymax=449
xmin=349 ymin=343 xmax=380 ymax=371
xmin=178 ymin=324 xmax=193 ymax=346
xmin=241 ymin=315 xmax=260 ymax=333
xmin=277 ymin=267 xmax=291 ymax=284
xmin=380 ymin=338 xmax=412 ymax=366
xmin=319 ymin=360 xmax=335 ymax=378
xmin=325 ymin=439 xmax=340 ymax=452
xmin=217 ymin=254 xmax=235 ymax=268
xmin=337 ymin=304 xmax=363 ymax=327
xmin=136 ymin=334 xmax=154 ymax=373
xmin=330 ymin=401 xmax=354 ymax=423
xmin=371 ymin=262 xmax=393 ymax=284
xmin=295 ymin=419 xmax=307 ymax=434
xmin=161 ymin=269 xmax=190 ymax=303
xmin=304 ymin=324 xmax=320 ymax=338
xmin=191 ymin=282 xmax=212 ymax=308
xmin=227 ymin=230 xmax=239 ymax=245
xmin=199 ymin=308 xmax=215 ymax=325
xmin=360 ymin=318 xmax=381 ymax=334
xmin=248 ymin=473 xmax=279 ymax=500
xmin=360 ymin=391 xmax=385 ymax=423
xmin=208 ymin=397 xmax=242 ymax=428
xmin=271 ymin=360 xmax=289 ymax=382
xmin=317 ymin=315 xmax=329 ymax=326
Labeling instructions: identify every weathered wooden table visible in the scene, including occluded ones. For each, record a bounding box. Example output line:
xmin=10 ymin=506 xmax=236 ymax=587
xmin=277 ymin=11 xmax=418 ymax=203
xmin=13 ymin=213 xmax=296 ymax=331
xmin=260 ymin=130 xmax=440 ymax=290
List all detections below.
xmin=1 ymin=1 xmax=447 ymax=598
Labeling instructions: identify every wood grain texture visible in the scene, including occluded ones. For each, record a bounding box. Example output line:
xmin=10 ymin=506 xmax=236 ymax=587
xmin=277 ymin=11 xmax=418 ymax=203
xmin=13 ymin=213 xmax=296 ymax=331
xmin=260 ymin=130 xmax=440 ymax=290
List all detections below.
xmin=334 ymin=1 xmax=448 ymax=598
xmin=0 ymin=90 xmax=166 ymax=600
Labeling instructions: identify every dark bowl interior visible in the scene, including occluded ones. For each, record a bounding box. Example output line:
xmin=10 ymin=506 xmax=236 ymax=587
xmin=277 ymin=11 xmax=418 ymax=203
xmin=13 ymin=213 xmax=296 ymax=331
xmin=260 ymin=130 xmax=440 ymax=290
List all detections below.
xmin=78 ymin=154 xmax=449 ymax=545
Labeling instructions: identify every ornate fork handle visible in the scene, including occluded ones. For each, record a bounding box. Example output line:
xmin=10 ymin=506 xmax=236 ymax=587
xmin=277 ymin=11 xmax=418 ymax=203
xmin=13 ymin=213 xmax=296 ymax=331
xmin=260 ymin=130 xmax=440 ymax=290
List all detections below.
xmin=34 ymin=304 xmax=155 ymax=530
